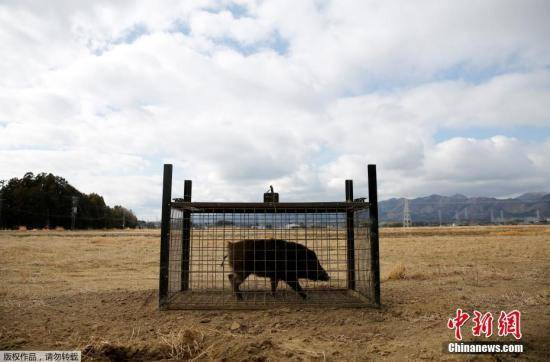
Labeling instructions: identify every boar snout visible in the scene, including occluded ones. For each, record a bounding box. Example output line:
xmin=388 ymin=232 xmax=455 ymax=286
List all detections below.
xmin=317 ymin=269 xmax=330 ymax=281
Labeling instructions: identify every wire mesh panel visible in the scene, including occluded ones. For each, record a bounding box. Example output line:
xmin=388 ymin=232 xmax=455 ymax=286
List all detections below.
xmin=354 ymin=209 xmax=372 ymax=299
xmin=158 ymin=164 xmax=380 ymax=310
xmin=163 ymin=204 xmax=374 ymax=309
xmin=167 ymin=208 xmax=183 ymax=294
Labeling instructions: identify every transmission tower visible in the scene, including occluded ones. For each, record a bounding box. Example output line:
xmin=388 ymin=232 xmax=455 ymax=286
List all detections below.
xmin=71 ymin=196 xmax=78 ymax=230
xmin=403 ymin=199 xmax=412 ymax=227
xmin=500 ymin=210 xmax=504 ymax=223
xmin=536 ymin=209 xmax=541 ymax=222
xmin=438 ymin=209 xmax=442 ymax=226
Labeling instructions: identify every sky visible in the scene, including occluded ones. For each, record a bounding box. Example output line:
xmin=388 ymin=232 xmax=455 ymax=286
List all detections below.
xmin=1 ymin=0 xmax=549 ymax=220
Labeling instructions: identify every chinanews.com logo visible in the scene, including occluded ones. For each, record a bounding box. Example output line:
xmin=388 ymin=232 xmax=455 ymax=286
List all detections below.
xmin=445 ymin=308 xmax=524 ymax=354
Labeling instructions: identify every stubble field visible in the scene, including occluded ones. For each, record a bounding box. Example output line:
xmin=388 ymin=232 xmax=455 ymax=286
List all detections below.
xmin=0 ymin=225 xmax=549 ymax=360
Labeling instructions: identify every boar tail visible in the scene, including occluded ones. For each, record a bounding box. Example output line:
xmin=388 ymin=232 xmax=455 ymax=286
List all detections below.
xmin=220 ymin=254 xmax=228 ymax=267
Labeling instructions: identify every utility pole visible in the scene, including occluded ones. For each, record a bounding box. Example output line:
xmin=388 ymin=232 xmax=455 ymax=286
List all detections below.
xmin=403 ymin=199 xmax=412 ymax=227
xmin=122 ymin=212 xmax=125 ymax=229
xmin=536 ymin=209 xmax=541 ymax=222
xmin=438 ymin=209 xmax=442 ymax=227
xmin=71 ymin=196 xmax=78 ymax=230
xmin=464 ymin=207 xmax=468 ymax=224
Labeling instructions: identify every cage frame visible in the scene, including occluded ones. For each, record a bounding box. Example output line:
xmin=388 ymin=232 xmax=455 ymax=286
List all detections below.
xmin=159 ymin=164 xmax=380 ymax=309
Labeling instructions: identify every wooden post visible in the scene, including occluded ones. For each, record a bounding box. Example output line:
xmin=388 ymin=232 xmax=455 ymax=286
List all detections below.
xmin=181 ymin=180 xmax=192 ymax=291
xmin=345 ymin=179 xmax=355 ymax=290
xmin=159 ymin=164 xmax=172 ymax=309
xmin=368 ymin=164 xmax=381 ymax=306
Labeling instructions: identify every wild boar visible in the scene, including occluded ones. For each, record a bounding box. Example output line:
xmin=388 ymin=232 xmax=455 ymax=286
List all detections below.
xmin=225 ymin=238 xmax=330 ymax=300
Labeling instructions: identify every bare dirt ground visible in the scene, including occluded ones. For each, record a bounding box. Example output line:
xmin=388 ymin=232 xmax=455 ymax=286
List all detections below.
xmin=1 ymin=226 xmax=549 ymax=360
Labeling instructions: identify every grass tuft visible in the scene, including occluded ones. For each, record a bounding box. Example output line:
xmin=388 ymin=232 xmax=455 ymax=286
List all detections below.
xmin=387 ymin=263 xmax=407 ymax=280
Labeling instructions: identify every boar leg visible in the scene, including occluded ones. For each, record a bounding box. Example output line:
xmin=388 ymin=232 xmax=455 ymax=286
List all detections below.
xmin=270 ymin=277 xmax=278 ymax=297
xmin=286 ymin=278 xmax=307 ymax=300
xmin=228 ymin=273 xmax=245 ymax=300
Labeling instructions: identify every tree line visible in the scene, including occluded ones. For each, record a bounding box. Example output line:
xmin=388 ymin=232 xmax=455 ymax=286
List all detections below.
xmin=0 ymin=172 xmax=138 ymax=229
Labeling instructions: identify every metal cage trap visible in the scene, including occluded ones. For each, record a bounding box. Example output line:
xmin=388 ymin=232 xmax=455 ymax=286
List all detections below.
xmin=159 ymin=164 xmax=380 ymax=310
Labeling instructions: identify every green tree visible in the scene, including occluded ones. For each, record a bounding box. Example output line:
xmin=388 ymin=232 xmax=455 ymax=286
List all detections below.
xmin=0 ymin=172 xmax=139 ymax=229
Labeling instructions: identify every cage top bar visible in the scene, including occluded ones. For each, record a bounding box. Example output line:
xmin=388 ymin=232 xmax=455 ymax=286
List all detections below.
xmin=171 ymin=201 xmax=369 ymax=213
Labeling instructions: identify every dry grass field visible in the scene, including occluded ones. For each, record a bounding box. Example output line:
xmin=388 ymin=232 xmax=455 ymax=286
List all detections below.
xmin=1 ymin=225 xmax=549 ymax=360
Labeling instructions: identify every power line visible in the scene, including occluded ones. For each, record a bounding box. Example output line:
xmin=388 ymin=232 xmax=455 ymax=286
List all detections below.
xmin=383 ymin=198 xmax=550 ymax=205
xmin=6 ymin=207 xmax=125 ymax=221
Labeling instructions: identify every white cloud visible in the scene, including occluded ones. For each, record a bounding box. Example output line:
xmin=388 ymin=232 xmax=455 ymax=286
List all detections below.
xmin=425 ymin=136 xmax=537 ymax=181
xmin=0 ymin=0 xmax=549 ymax=219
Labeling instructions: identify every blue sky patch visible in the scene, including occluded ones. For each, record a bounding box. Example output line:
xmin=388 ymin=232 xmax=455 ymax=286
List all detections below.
xmin=226 ymin=2 xmax=249 ymax=18
xmin=118 ymin=23 xmax=148 ymax=45
xmin=212 ymin=30 xmax=289 ymax=56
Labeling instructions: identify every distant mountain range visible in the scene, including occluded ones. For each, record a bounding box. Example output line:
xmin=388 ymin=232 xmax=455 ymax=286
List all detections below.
xmin=379 ymin=192 xmax=550 ymax=225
